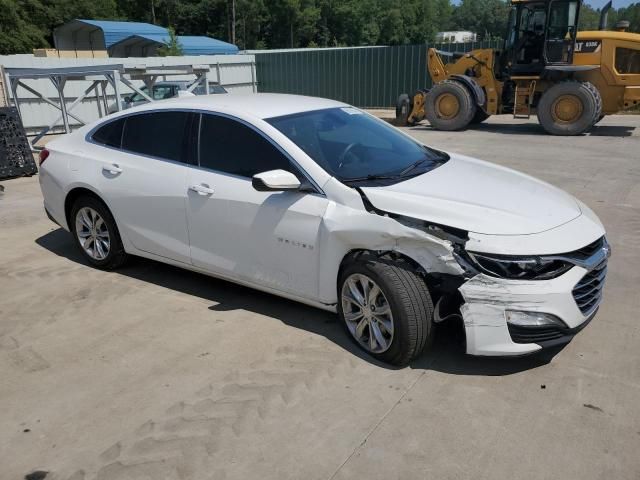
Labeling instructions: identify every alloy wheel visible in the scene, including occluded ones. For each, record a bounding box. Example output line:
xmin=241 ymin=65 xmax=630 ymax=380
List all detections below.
xmin=341 ymin=273 xmax=394 ymax=353
xmin=75 ymin=207 xmax=111 ymax=260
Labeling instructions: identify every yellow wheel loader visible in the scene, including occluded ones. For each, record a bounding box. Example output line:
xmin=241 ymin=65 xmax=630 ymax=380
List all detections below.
xmin=397 ymin=0 xmax=640 ymax=135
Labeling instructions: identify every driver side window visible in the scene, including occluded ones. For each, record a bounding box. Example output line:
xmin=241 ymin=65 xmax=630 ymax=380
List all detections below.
xmin=198 ymin=114 xmax=294 ymax=178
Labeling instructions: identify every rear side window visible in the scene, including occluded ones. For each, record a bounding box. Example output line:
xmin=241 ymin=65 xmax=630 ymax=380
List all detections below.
xmin=199 ymin=114 xmax=292 ymax=177
xmin=615 ymin=48 xmax=640 ymax=74
xmin=92 ymin=118 xmax=125 ymax=148
xmin=122 ymin=111 xmax=190 ymax=162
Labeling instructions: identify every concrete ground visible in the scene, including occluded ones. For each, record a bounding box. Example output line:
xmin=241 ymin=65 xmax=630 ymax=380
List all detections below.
xmin=1 ymin=115 xmax=639 ymax=480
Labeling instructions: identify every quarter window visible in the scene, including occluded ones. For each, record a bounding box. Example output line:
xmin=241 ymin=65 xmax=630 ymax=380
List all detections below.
xmin=615 ymin=48 xmax=640 ymax=74
xmin=199 ymin=114 xmax=293 ymax=178
xmin=121 ymin=111 xmax=190 ymax=162
xmin=92 ymin=118 xmax=125 ymax=148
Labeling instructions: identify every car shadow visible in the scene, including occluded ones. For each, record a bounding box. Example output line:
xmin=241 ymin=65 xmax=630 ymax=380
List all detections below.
xmin=409 ymin=122 xmax=636 ymax=137
xmin=35 ymin=228 xmax=566 ymax=377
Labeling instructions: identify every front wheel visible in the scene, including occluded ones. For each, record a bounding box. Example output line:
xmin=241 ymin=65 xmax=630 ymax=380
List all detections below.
xmin=338 ymin=255 xmax=434 ymax=366
xmin=424 ymin=80 xmax=477 ymax=131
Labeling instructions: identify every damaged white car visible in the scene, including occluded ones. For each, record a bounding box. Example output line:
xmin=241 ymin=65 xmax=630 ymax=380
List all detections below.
xmin=38 ymin=94 xmax=610 ymax=365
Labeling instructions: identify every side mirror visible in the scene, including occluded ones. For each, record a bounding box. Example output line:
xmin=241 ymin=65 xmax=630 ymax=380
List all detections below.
xmin=124 ymin=95 xmax=132 ymax=104
xmin=252 ymin=169 xmax=301 ymax=192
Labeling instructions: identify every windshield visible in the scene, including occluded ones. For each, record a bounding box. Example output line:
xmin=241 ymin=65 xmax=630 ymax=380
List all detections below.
xmin=267 ymin=107 xmax=448 ymax=185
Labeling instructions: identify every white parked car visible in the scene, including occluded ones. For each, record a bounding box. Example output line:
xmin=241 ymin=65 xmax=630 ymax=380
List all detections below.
xmin=38 ymin=94 xmax=609 ymax=365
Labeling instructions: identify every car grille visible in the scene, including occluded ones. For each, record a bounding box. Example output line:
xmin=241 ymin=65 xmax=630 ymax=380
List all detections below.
xmin=572 ymin=259 xmax=607 ymax=315
xmin=573 ymin=236 xmax=607 ymax=260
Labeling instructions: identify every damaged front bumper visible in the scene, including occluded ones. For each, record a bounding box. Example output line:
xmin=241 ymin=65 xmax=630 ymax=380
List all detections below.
xmin=458 ymin=265 xmax=603 ymax=356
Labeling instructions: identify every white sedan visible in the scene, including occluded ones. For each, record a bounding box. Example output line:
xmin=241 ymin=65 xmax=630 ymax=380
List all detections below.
xmin=38 ymin=93 xmax=609 ymax=365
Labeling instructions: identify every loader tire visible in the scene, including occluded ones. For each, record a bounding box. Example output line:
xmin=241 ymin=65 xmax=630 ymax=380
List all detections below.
xmin=470 ymin=109 xmax=490 ymax=124
xmin=537 ymin=81 xmax=600 ymax=136
xmin=425 ymin=80 xmax=476 ymax=131
xmin=582 ymin=81 xmax=603 ymax=127
xmin=396 ymin=93 xmax=414 ymax=126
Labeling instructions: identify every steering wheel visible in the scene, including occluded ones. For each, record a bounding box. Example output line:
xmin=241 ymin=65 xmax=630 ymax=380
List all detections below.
xmin=338 ymin=142 xmax=360 ymax=170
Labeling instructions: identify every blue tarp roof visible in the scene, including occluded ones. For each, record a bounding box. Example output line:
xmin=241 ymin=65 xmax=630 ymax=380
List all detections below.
xmin=176 ymin=36 xmax=239 ymax=55
xmin=76 ymin=19 xmax=168 ymax=48
xmin=110 ymin=33 xmax=240 ymax=55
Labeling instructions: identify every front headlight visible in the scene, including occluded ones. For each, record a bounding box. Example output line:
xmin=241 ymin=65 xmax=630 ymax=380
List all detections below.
xmin=466 ymin=252 xmax=573 ymax=280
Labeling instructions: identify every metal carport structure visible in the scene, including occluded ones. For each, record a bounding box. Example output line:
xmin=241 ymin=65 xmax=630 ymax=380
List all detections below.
xmin=5 ymin=65 xmax=125 ymax=147
xmin=109 ymin=34 xmax=240 ymax=57
xmin=4 ymin=63 xmax=215 ymax=148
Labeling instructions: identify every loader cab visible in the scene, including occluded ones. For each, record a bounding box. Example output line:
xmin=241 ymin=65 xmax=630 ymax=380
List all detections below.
xmin=503 ymin=0 xmax=581 ymax=75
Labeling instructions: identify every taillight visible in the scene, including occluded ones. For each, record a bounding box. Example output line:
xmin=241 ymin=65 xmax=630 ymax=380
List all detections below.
xmin=38 ymin=148 xmax=50 ymax=166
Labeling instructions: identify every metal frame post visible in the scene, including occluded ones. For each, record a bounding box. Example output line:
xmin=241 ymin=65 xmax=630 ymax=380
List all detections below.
xmin=216 ymin=62 xmax=222 ymax=86
xmin=112 ymin=70 xmax=123 ymax=111
xmin=100 ymin=80 xmax=109 ymax=114
xmin=95 ymin=81 xmax=103 ymax=118
xmin=204 ymin=70 xmax=210 ymax=94
xmin=251 ymin=61 xmax=256 ymax=92
xmin=50 ymin=75 xmax=70 ymax=133
xmin=9 ymin=78 xmax=22 ymax=122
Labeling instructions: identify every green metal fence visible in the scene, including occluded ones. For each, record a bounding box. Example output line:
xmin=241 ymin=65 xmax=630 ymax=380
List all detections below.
xmin=255 ymin=40 xmax=503 ymax=108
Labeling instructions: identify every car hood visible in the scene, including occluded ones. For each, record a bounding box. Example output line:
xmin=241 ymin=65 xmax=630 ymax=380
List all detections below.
xmin=360 ymin=153 xmax=582 ymax=235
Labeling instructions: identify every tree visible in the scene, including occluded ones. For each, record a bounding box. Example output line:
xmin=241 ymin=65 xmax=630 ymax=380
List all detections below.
xmin=1 ymin=0 xmax=638 ymax=55
xmin=0 ymin=0 xmax=119 ymax=54
xmin=0 ymin=0 xmax=48 ymax=54
xmin=157 ymin=26 xmax=183 ymax=55
xmin=452 ymin=0 xmax=510 ymax=40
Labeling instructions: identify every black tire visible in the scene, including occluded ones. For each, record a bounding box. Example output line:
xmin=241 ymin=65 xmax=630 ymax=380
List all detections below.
xmin=338 ymin=254 xmax=434 ymax=366
xmin=470 ymin=109 xmax=490 ymax=124
xmin=583 ymin=81 xmax=603 ymax=126
xmin=395 ymin=93 xmax=414 ymax=126
xmin=70 ymin=195 xmax=128 ymax=270
xmin=537 ymin=81 xmax=600 ymax=136
xmin=425 ymin=79 xmax=476 ymax=131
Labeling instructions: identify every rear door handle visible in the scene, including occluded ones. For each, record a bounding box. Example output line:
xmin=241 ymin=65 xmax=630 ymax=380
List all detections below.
xmin=189 ymin=184 xmax=214 ymax=196
xmin=102 ymin=163 xmax=123 ymax=174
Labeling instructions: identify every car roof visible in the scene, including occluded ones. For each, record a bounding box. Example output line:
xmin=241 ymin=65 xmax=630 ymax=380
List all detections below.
xmin=126 ymin=93 xmax=349 ymax=120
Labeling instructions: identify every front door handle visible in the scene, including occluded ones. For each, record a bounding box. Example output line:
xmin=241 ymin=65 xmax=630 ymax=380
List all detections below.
xmin=102 ymin=163 xmax=123 ymax=175
xmin=189 ymin=184 xmax=214 ymax=196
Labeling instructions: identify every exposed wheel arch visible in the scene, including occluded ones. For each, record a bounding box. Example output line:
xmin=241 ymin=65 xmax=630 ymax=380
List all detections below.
xmin=64 ymin=187 xmax=109 ymax=231
xmin=337 ymin=249 xmax=467 ymax=304
xmin=338 ymin=249 xmax=437 ymax=296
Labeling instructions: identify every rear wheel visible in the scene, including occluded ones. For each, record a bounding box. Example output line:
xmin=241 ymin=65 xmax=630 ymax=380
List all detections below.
xmin=338 ymin=254 xmax=434 ymax=366
xmin=537 ymin=81 xmax=600 ymax=135
xmin=425 ymin=80 xmax=476 ymax=131
xmin=70 ymin=196 xmax=127 ymax=270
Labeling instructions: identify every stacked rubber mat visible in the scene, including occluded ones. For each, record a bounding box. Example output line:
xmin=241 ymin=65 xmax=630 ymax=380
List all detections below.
xmin=0 ymin=107 xmax=37 ymax=179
